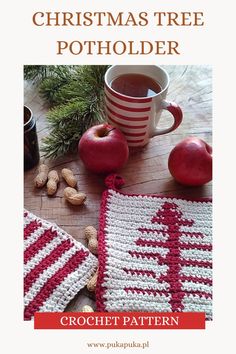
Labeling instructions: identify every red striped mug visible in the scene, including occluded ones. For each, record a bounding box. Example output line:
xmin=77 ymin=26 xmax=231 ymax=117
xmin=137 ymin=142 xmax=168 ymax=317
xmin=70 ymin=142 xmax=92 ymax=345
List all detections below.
xmin=104 ymin=65 xmax=183 ymax=147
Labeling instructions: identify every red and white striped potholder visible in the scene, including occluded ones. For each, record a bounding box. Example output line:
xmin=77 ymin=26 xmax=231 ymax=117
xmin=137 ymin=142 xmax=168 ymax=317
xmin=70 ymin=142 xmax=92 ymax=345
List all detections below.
xmin=96 ymin=175 xmax=212 ymax=320
xmin=24 ymin=210 xmax=98 ymax=320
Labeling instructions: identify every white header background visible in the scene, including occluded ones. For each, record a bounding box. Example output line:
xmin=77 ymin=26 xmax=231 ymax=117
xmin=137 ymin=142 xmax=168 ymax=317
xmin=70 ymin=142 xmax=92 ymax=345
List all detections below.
xmin=1 ymin=0 xmax=235 ymax=353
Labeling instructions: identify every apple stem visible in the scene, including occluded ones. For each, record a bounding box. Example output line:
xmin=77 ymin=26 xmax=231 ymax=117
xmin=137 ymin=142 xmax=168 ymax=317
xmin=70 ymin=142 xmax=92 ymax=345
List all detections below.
xmin=104 ymin=127 xmax=116 ymax=136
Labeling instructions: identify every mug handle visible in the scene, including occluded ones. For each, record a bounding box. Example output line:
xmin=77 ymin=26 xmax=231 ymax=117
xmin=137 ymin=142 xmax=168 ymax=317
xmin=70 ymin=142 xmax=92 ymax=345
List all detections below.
xmin=152 ymin=100 xmax=183 ymax=136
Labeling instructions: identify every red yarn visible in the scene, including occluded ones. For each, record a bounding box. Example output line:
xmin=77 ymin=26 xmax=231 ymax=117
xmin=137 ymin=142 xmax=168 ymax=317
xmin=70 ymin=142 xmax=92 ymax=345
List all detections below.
xmin=24 ymin=211 xmax=97 ymax=320
xmin=96 ymin=175 xmax=212 ymax=319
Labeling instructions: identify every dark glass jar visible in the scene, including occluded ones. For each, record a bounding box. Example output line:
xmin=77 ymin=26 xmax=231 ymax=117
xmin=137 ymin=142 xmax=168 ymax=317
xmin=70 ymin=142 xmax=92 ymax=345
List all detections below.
xmin=24 ymin=106 xmax=40 ymax=171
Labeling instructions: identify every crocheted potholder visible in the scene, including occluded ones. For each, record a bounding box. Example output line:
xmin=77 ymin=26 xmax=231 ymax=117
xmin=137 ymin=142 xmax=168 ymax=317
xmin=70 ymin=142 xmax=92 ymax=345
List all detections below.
xmin=24 ymin=210 xmax=98 ymax=320
xmin=96 ymin=175 xmax=212 ymax=320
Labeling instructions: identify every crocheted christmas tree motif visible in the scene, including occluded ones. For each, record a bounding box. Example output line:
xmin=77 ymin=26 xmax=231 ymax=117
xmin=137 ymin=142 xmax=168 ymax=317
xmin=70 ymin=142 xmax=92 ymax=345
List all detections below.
xmin=126 ymin=201 xmax=212 ymax=311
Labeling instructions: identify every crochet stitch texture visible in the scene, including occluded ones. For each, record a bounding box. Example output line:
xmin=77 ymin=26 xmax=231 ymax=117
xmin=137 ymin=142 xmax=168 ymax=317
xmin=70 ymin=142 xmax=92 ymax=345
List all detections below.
xmin=96 ymin=175 xmax=212 ymax=320
xmin=24 ymin=210 xmax=98 ymax=320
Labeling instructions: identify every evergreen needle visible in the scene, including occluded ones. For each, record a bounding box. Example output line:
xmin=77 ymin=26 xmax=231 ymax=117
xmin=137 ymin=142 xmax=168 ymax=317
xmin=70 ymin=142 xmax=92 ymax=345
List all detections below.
xmin=24 ymin=65 xmax=110 ymax=159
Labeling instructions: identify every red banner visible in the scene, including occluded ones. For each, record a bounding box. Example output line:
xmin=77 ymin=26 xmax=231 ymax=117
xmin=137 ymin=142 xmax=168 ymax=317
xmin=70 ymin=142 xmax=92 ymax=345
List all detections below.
xmin=34 ymin=312 xmax=205 ymax=329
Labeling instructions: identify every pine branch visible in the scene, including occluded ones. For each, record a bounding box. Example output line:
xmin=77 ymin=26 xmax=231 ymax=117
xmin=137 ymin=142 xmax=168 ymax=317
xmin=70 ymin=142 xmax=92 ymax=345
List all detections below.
xmin=24 ymin=65 xmax=49 ymax=81
xmin=25 ymin=65 xmax=110 ymax=159
xmin=41 ymin=85 xmax=106 ymax=158
xmin=24 ymin=65 xmax=76 ymax=83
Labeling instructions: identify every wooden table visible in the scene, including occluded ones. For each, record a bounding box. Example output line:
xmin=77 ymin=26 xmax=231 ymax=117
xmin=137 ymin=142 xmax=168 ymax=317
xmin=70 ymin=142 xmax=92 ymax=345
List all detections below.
xmin=24 ymin=65 xmax=212 ymax=311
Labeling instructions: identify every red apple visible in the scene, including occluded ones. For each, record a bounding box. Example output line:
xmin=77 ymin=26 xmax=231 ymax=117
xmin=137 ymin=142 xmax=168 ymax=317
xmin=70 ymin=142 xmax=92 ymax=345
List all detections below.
xmin=168 ymin=137 xmax=212 ymax=186
xmin=78 ymin=124 xmax=129 ymax=174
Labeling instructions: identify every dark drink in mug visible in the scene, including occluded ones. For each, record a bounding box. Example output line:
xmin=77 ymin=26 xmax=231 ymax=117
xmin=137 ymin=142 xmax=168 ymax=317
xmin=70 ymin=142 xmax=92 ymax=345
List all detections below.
xmin=111 ymin=73 xmax=162 ymax=98
xmin=24 ymin=105 xmax=40 ymax=171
